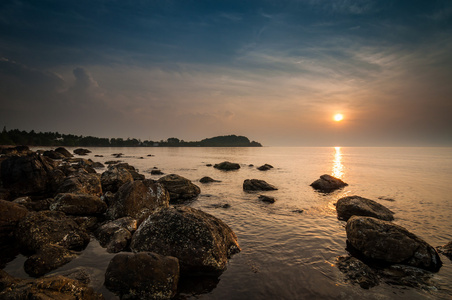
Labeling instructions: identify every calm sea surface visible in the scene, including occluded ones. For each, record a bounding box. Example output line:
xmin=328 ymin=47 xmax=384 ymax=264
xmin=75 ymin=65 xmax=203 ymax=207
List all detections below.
xmin=6 ymin=147 xmax=452 ymax=299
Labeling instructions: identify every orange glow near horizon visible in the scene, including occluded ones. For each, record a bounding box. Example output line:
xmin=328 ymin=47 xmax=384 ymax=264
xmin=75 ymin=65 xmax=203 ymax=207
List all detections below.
xmin=333 ymin=114 xmax=344 ymax=122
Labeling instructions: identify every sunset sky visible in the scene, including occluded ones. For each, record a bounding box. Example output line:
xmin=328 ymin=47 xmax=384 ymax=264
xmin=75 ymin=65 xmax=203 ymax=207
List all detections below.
xmin=1 ymin=0 xmax=451 ymax=146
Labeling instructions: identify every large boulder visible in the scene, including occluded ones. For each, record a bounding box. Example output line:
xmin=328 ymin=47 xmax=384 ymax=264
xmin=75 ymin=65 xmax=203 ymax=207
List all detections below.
xmin=346 ymin=216 xmax=442 ymax=271
xmin=51 ymin=193 xmax=107 ymax=215
xmin=105 ymin=252 xmax=179 ymax=299
xmin=310 ymin=174 xmax=348 ymax=192
xmin=56 ymin=172 xmax=102 ymax=197
xmin=54 ymin=147 xmax=73 ymax=158
xmin=213 ymin=161 xmax=240 ymax=171
xmin=114 ymin=163 xmax=145 ymax=180
xmin=243 ymin=179 xmax=278 ymax=192
xmin=73 ymin=148 xmax=91 ymax=155
xmin=24 ymin=244 xmax=77 ymax=277
xmin=107 ymin=179 xmax=169 ymax=221
xmin=157 ymin=174 xmax=201 ymax=203
xmin=101 ymin=165 xmax=133 ymax=193
xmin=130 ymin=206 xmax=241 ymax=274
xmin=15 ymin=210 xmax=90 ymax=253
xmin=95 ymin=217 xmax=137 ymax=253
xmin=43 ymin=150 xmax=66 ymax=160
xmin=336 ymin=196 xmax=394 ymax=221
xmin=0 ymin=200 xmax=28 ymax=240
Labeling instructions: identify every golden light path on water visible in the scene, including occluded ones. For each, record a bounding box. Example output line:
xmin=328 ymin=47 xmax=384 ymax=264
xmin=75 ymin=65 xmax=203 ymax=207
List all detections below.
xmin=332 ymin=146 xmax=344 ymax=179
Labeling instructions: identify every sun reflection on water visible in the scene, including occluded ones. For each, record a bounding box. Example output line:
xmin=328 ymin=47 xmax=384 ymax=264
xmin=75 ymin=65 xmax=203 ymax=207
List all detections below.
xmin=332 ymin=147 xmax=344 ymax=179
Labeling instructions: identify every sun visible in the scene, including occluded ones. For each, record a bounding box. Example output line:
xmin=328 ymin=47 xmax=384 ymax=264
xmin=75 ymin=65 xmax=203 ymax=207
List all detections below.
xmin=333 ymin=114 xmax=344 ymax=122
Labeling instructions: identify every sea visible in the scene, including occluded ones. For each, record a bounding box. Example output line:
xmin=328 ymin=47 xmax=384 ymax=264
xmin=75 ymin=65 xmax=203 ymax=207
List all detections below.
xmin=4 ymin=146 xmax=452 ymax=299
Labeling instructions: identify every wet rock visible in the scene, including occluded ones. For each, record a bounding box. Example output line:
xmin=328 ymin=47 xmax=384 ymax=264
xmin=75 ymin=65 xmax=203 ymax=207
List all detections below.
xmin=92 ymin=162 xmax=104 ymax=169
xmin=213 ymin=161 xmax=240 ymax=171
xmin=243 ymin=179 xmax=278 ymax=192
xmin=437 ymin=241 xmax=452 ymax=260
xmin=24 ymin=244 xmax=77 ymax=277
xmin=43 ymin=150 xmax=66 ymax=160
xmin=105 ymin=160 xmax=122 ymax=165
xmin=379 ymin=264 xmax=438 ymax=289
xmin=206 ymin=163 xmax=212 ymax=167
xmin=114 ymin=163 xmax=145 ymax=180
xmin=310 ymin=174 xmax=348 ymax=193
xmin=74 ymin=148 xmax=91 ymax=155
xmin=292 ymin=209 xmax=304 ymax=214
xmin=51 ymin=193 xmax=107 ymax=215
xmin=336 ymin=195 xmax=395 ymax=221
xmin=158 ymin=174 xmax=201 ymax=203
xmin=54 ymin=147 xmax=73 ymax=158
xmin=16 ymin=210 xmax=90 ymax=252
xmin=199 ymin=176 xmax=220 ymax=183
xmin=346 ymin=216 xmax=442 ymax=271
xmin=101 ymin=165 xmax=133 ymax=193
xmin=257 ymin=164 xmax=273 ymax=171
xmin=21 ymin=197 xmax=55 ymax=212
xmin=107 ymin=179 xmax=169 ymax=221
xmin=131 ymin=206 xmax=241 ymax=274
xmin=208 ymin=203 xmax=231 ymax=209
xmin=151 ymin=169 xmax=164 ymax=175
xmin=0 ymin=200 xmax=28 ymax=240
xmin=57 ymin=172 xmax=102 ymax=197
xmin=337 ymin=255 xmax=379 ymax=289
xmin=95 ymin=217 xmax=137 ymax=253
xmin=0 ymin=145 xmax=32 ymax=156
xmin=71 ymin=216 xmax=100 ymax=231
xmin=0 ymin=270 xmax=104 ymax=299
xmin=105 ymin=252 xmax=179 ymax=300
xmin=258 ymin=195 xmax=275 ymax=203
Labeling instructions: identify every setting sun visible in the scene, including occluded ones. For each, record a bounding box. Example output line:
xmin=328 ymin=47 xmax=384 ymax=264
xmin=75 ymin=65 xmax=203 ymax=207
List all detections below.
xmin=333 ymin=114 xmax=344 ymax=122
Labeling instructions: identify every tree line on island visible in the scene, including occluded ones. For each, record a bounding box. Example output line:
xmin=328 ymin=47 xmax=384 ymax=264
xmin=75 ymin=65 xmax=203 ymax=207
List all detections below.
xmin=0 ymin=127 xmax=262 ymax=147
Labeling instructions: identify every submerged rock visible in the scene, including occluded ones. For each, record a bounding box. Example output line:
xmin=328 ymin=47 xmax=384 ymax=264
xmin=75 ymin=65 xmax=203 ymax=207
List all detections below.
xmin=105 ymin=252 xmax=179 ymax=299
xmin=51 ymin=193 xmax=107 ymax=216
xmin=24 ymin=244 xmax=77 ymax=277
xmin=151 ymin=169 xmax=164 ymax=175
xmin=437 ymin=241 xmax=452 ymax=260
xmin=243 ymin=179 xmax=278 ymax=192
xmin=95 ymin=217 xmax=137 ymax=253
xmin=199 ymin=176 xmax=220 ymax=183
xmin=43 ymin=150 xmax=66 ymax=160
xmin=337 ymin=255 xmax=379 ymax=289
xmin=158 ymin=174 xmax=201 ymax=203
xmin=213 ymin=161 xmax=240 ymax=171
xmin=258 ymin=195 xmax=276 ymax=203
xmin=74 ymin=148 xmax=91 ymax=155
xmin=310 ymin=174 xmax=348 ymax=193
xmin=336 ymin=195 xmax=394 ymax=221
xmin=346 ymin=216 xmax=442 ymax=271
xmin=130 ymin=206 xmax=241 ymax=274
xmin=257 ymin=164 xmax=274 ymax=171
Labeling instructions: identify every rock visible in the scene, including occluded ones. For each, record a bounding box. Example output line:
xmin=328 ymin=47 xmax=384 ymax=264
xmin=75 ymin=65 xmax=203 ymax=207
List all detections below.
xmin=101 ymin=165 xmax=133 ymax=193
xmin=114 ymin=163 xmax=145 ymax=180
xmin=0 ymin=145 xmax=32 ymax=156
xmin=379 ymin=264 xmax=438 ymax=289
xmin=16 ymin=210 xmax=90 ymax=252
xmin=0 ymin=270 xmax=104 ymax=299
xmin=213 ymin=161 xmax=240 ymax=171
xmin=0 ymin=200 xmax=28 ymax=240
xmin=43 ymin=150 xmax=66 ymax=160
xmin=346 ymin=216 xmax=442 ymax=271
xmin=71 ymin=216 xmax=100 ymax=231
xmin=105 ymin=160 xmax=122 ymax=165
xmin=74 ymin=148 xmax=91 ymax=155
xmin=57 ymin=172 xmax=102 ymax=197
xmin=199 ymin=176 xmax=220 ymax=183
xmin=336 ymin=195 xmax=394 ymax=221
xmin=21 ymin=198 xmax=55 ymax=212
xmin=105 ymin=252 xmax=179 ymax=299
xmin=24 ymin=244 xmax=77 ymax=277
xmin=92 ymin=162 xmax=104 ymax=169
xmin=206 ymin=164 xmax=212 ymax=167
xmin=292 ymin=209 xmax=304 ymax=214
xmin=112 ymin=153 xmax=123 ymax=158
xmin=54 ymin=147 xmax=73 ymax=158
xmin=243 ymin=179 xmax=278 ymax=192
xmin=51 ymin=193 xmax=107 ymax=215
xmin=158 ymin=174 xmax=201 ymax=203
xmin=258 ymin=195 xmax=275 ymax=203
xmin=310 ymin=174 xmax=348 ymax=193
xmin=337 ymin=256 xmax=379 ymax=289
xmin=151 ymin=169 xmax=164 ymax=175
xmin=95 ymin=217 xmax=137 ymax=253
xmin=131 ymin=206 xmax=241 ymax=274
xmin=257 ymin=164 xmax=273 ymax=171
xmin=437 ymin=241 xmax=452 ymax=260
xmin=208 ymin=203 xmax=231 ymax=209
xmin=107 ymin=179 xmax=169 ymax=221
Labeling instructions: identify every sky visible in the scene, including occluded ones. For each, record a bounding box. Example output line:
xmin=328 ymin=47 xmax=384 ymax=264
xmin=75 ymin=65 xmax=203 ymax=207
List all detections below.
xmin=1 ymin=0 xmax=451 ymax=146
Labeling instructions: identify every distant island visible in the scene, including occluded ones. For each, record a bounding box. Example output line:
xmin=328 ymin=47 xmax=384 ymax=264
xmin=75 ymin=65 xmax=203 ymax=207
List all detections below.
xmin=0 ymin=128 xmax=262 ymax=147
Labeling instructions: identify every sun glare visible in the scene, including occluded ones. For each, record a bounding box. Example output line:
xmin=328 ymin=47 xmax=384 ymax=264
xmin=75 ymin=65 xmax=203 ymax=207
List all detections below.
xmin=333 ymin=114 xmax=344 ymax=122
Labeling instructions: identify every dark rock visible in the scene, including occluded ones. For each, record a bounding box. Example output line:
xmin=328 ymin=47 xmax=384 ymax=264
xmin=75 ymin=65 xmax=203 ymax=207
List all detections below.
xmin=101 ymin=165 xmax=133 ymax=193
xmin=208 ymin=203 xmax=231 ymax=209
xmin=0 ymin=270 xmax=104 ymax=299
xmin=105 ymin=160 xmax=122 ymax=165
xmin=346 ymin=216 xmax=442 ymax=271
xmin=147 ymin=154 xmax=154 ymax=157
xmin=107 ymin=179 xmax=169 ymax=221
xmin=258 ymin=195 xmax=275 ymax=203
xmin=43 ymin=150 xmax=66 ymax=160
xmin=379 ymin=264 xmax=438 ymax=289
xmin=16 ymin=210 xmax=90 ymax=252
xmin=94 ymin=155 xmax=104 ymax=157
xmin=0 ymin=200 xmax=28 ymax=240
xmin=95 ymin=217 xmax=137 ymax=253
xmin=310 ymin=174 xmax=348 ymax=193
xmin=337 ymin=255 xmax=379 ymax=289
xmin=51 ymin=193 xmax=107 ymax=215
xmin=92 ymin=162 xmax=104 ymax=169
xmin=213 ymin=161 xmax=240 ymax=171
xmin=257 ymin=164 xmax=273 ymax=171
xmin=158 ymin=174 xmax=201 ymax=203
xmin=199 ymin=176 xmax=220 ymax=183
xmin=151 ymin=169 xmax=164 ymax=175
xmin=21 ymin=198 xmax=55 ymax=211
xmin=131 ymin=206 xmax=241 ymax=275
xmin=105 ymin=252 xmax=179 ymax=299
xmin=206 ymin=164 xmax=212 ymax=167
xmin=292 ymin=209 xmax=304 ymax=214
xmin=336 ymin=195 xmax=394 ymax=221
xmin=24 ymin=244 xmax=77 ymax=277
xmin=57 ymin=172 xmax=102 ymax=197
xmin=112 ymin=153 xmax=123 ymax=158
xmin=0 ymin=145 xmax=32 ymax=156
xmin=71 ymin=216 xmax=100 ymax=231
xmin=437 ymin=241 xmax=452 ymax=260
xmin=243 ymin=179 xmax=278 ymax=192
xmin=74 ymin=148 xmax=91 ymax=155
xmin=55 ymin=147 xmax=73 ymax=158
xmin=114 ymin=163 xmax=145 ymax=180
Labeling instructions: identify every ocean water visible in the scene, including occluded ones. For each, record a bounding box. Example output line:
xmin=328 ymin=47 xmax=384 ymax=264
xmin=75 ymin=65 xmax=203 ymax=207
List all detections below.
xmin=5 ymin=147 xmax=452 ymax=299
